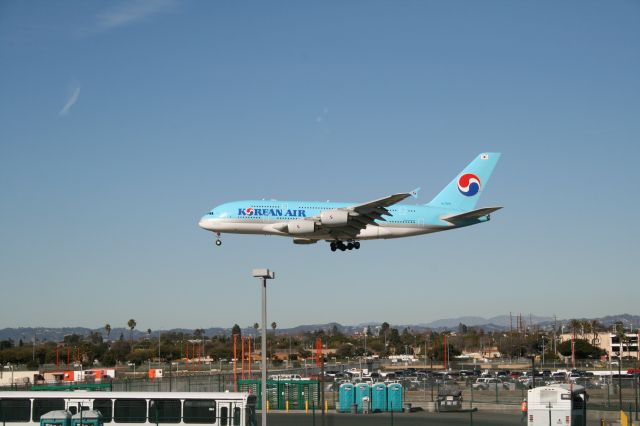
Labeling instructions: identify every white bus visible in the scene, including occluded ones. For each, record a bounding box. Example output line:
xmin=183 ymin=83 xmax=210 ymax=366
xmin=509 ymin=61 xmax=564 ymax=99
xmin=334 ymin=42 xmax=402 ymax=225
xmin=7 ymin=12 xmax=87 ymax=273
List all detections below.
xmin=527 ymin=384 xmax=586 ymax=426
xmin=0 ymin=391 xmax=257 ymax=426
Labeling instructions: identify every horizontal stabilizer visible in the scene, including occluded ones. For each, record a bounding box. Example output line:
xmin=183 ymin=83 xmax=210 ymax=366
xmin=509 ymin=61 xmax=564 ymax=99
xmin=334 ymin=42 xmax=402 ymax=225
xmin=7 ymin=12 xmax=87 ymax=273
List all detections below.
xmin=441 ymin=207 xmax=503 ymax=224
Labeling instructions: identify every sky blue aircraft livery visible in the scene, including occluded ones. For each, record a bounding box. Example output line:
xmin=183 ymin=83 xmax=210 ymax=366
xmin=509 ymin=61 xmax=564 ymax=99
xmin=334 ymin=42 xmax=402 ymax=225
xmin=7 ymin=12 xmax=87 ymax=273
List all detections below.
xmin=199 ymin=153 xmax=501 ymax=251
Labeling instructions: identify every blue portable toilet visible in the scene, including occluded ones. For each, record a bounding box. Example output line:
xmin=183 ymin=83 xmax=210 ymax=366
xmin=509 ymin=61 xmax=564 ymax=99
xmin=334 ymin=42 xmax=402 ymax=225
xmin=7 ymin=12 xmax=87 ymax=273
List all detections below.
xmin=71 ymin=411 xmax=103 ymax=426
xmin=338 ymin=383 xmax=355 ymax=413
xmin=371 ymin=382 xmax=387 ymax=412
xmin=40 ymin=411 xmax=71 ymax=426
xmin=355 ymin=383 xmax=371 ymax=413
xmin=387 ymin=383 xmax=403 ymax=412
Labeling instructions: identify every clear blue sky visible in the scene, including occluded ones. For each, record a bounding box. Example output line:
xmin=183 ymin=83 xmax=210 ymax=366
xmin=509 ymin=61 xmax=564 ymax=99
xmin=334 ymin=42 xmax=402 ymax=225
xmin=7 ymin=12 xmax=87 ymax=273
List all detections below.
xmin=1 ymin=1 xmax=638 ymax=331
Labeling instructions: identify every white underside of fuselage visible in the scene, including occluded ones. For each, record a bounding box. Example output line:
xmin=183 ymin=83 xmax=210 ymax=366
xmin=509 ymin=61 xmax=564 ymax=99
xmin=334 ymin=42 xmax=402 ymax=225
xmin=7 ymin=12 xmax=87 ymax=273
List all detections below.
xmin=198 ymin=218 xmax=448 ymax=241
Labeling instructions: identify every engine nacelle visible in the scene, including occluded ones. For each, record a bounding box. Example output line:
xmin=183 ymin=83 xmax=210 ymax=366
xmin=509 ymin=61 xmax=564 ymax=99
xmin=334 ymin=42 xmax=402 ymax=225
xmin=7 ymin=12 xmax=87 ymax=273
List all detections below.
xmin=293 ymin=238 xmax=318 ymax=245
xmin=320 ymin=209 xmax=349 ymax=226
xmin=287 ymin=220 xmax=315 ymax=235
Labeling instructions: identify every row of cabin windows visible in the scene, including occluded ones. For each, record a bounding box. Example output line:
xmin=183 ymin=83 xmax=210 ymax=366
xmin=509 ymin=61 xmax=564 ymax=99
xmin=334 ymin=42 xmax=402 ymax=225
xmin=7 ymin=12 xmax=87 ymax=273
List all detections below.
xmin=208 ymin=208 xmax=418 ymax=215
xmin=0 ymin=398 xmax=239 ymax=425
xmin=238 ymin=217 xmax=417 ymax=223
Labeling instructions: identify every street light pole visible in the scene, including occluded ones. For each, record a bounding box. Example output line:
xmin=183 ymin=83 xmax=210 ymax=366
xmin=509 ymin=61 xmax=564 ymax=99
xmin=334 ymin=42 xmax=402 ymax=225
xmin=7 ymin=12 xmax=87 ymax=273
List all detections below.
xmin=618 ymin=351 xmax=623 ymax=412
xmin=253 ymin=269 xmax=275 ymax=426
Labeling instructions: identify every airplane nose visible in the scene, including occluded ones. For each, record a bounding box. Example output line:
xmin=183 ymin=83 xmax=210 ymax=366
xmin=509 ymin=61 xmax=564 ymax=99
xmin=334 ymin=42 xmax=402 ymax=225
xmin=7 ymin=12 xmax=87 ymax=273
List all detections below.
xmin=198 ymin=219 xmax=208 ymax=229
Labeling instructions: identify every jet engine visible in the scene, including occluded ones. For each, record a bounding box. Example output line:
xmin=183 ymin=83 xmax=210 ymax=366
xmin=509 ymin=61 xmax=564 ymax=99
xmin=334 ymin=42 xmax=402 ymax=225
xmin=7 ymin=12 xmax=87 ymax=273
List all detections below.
xmin=293 ymin=238 xmax=318 ymax=245
xmin=287 ymin=220 xmax=315 ymax=234
xmin=320 ymin=209 xmax=349 ymax=226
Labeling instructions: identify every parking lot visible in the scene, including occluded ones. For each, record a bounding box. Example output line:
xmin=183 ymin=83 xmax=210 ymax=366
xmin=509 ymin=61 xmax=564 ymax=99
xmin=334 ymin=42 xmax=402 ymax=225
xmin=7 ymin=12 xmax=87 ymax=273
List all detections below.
xmin=323 ymin=366 xmax=639 ymax=411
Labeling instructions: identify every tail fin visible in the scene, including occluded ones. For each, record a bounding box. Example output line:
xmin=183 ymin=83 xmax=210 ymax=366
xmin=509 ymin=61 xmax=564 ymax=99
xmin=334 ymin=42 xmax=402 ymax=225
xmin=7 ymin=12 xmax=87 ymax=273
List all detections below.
xmin=427 ymin=152 xmax=501 ymax=211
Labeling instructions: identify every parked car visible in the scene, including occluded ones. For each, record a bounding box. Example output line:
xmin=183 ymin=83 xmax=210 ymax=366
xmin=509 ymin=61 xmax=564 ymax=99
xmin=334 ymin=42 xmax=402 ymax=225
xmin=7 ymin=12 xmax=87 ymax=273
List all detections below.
xmin=472 ymin=378 xmax=502 ymax=390
xmin=496 ymin=370 xmax=510 ymax=378
xmin=551 ymin=372 xmax=567 ymax=381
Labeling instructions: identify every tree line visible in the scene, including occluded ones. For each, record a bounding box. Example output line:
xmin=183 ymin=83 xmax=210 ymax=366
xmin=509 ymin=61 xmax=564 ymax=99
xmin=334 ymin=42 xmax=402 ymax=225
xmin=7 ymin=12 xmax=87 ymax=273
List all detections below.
xmin=0 ymin=318 xmax=620 ymax=370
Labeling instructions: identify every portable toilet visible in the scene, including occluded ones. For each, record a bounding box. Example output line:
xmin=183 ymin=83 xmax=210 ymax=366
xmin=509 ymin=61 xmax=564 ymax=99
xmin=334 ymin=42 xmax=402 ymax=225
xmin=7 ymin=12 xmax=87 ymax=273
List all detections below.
xmin=71 ymin=411 xmax=103 ymax=426
xmin=355 ymin=383 xmax=371 ymax=413
xmin=387 ymin=383 xmax=403 ymax=412
xmin=40 ymin=411 xmax=71 ymax=426
xmin=338 ymin=383 xmax=355 ymax=413
xmin=371 ymin=382 xmax=387 ymax=412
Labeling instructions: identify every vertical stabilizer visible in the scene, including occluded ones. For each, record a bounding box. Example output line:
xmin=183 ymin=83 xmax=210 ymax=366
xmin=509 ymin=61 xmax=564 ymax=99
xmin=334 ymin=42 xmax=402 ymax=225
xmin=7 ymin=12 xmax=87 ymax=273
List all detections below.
xmin=427 ymin=152 xmax=501 ymax=211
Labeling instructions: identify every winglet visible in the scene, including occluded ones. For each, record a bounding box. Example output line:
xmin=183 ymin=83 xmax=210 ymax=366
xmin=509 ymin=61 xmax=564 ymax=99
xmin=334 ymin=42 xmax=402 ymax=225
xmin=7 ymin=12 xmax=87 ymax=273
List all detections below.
xmin=410 ymin=187 xmax=420 ymax=199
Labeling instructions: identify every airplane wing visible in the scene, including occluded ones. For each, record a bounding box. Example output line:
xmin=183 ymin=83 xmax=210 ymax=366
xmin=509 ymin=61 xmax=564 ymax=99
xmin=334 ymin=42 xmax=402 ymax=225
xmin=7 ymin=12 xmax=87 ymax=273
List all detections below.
xmin=441 ymin=207 xmax=503 ymax=225
xmin=318 ymin=189 xmax=419 ymax=240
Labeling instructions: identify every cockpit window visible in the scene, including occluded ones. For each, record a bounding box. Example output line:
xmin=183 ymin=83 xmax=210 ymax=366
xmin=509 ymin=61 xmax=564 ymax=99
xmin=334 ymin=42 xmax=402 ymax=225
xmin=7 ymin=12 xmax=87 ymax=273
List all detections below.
xmin=206 ymin=209 xmax=229 ymax=218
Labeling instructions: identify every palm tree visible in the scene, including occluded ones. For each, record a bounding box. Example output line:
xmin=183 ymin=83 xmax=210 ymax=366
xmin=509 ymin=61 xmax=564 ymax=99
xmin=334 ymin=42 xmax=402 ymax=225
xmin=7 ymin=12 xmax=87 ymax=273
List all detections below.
xmin=590 ymin=320 xmax=601 ymax=345
xmin=615 ymin=327 xmax=627 ymax=364
xmin=104 ymin=323 xmax=111 ymax=340
xmin=127 ymin=319 xmax=137 ymax=344
xmin=568 ymin=319 xmax=581 ymax=338
xmin=253 ymin=323 xmax=259 ymax=337
xmin=231 ymin=324 xmax=241 ymax=336
xmin=271 ymin=322 xmax=277 ymax=336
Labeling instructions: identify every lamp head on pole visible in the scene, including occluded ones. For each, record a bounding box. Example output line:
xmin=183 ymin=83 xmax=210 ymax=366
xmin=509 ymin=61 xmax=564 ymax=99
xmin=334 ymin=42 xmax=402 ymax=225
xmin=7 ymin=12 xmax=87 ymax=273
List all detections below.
xmin=252 ymin=269 xmax=275 ymax=279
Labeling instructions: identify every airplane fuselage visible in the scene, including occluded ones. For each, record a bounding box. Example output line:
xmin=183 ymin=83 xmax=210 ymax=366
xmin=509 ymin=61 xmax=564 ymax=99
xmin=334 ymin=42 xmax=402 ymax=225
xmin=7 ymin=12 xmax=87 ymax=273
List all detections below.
xmin=198 ymin=200 xmax=482 ymax=241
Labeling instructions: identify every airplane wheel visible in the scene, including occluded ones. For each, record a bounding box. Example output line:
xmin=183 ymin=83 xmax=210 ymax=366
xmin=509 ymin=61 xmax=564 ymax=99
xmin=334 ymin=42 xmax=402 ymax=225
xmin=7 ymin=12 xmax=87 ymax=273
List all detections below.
xmin=347 ymin=243 xmax=354 ymax=250
xmin=354 ymin=242 xmax=360 ymax=249
xmin=330 ymin=243 xmax=337 ymax=252
xmin=339 ymin=244 xmax=346 ymax=251
xmin=215 ymin=239 xmax=222 ymax=246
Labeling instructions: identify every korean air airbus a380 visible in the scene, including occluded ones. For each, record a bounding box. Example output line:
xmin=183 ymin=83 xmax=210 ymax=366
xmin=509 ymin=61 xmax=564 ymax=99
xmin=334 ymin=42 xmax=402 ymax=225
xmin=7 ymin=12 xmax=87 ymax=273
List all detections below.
xmin=198 ymin=153 xmax=501 ymax=252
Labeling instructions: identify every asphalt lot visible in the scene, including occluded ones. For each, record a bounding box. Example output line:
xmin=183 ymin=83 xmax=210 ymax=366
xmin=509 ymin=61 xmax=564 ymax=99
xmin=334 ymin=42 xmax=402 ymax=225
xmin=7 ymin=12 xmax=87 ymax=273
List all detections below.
xmin=259 ymin=411 xmax=609 ymax=425
xmin=264 ymin=411 xmax=518 ymax=426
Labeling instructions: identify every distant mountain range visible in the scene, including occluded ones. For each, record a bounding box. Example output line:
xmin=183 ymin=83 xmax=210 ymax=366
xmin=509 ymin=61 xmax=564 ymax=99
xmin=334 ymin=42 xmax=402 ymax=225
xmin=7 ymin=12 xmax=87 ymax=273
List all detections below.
xmin=1 ymin=314 xmax=638 ymax=342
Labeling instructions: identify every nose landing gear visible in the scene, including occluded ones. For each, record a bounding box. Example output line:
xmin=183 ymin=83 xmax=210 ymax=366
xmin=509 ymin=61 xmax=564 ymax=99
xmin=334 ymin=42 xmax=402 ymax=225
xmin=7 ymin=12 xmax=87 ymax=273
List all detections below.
xmin=215 ymin=232 xmax=222 ymax=246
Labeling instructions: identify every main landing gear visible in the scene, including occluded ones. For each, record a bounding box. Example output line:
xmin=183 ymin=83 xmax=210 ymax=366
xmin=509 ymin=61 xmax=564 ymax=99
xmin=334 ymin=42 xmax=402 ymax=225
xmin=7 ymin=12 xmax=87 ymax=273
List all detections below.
xmin=215 ymin=232 xmax=222 ymax=246
xmin=330 ymin=241 xmax=360 ymax=252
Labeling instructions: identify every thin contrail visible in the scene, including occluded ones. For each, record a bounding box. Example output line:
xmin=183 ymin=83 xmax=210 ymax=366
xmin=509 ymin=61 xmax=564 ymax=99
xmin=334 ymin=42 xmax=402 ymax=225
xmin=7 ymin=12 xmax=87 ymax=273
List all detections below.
xmin=59 ymin=86 xmax=80 ymax=116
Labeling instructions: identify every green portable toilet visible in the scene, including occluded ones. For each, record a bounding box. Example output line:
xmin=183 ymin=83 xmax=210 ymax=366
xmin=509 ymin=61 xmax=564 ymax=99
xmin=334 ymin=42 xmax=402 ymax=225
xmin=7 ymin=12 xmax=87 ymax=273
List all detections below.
xmin=338 ymin=383 xmax=355 ymax=412
xmin=40 ymin=411 xmax=71 ymax=426
xmin=387 ymin=383 xmax=403 ymax=412
xmin=71 ymin=410 xmax=103 ymax=426
xmin=371 ymin=382 xmax=387 ymax=412
xmin=354 ymin=383 xmax=371 ymax=413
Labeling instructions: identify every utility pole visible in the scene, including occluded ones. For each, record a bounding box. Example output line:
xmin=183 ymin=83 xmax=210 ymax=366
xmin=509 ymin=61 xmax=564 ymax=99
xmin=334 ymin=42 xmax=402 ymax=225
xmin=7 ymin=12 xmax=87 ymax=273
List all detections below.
xmin=364 ymin=331 xmax=367 ymax=356
xmin=553 ymin=315 xmax=558 ymax=355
